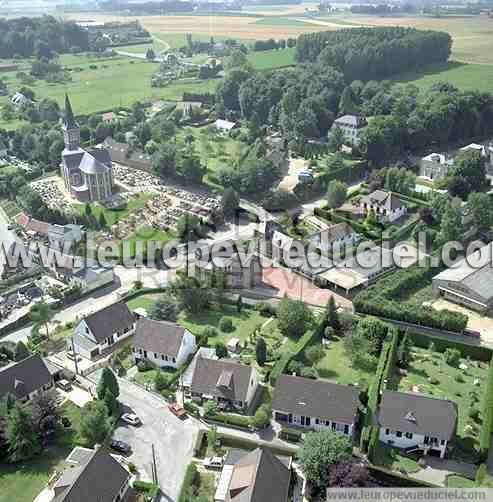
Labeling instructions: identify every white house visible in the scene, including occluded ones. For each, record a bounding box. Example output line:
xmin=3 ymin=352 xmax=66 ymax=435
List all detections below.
xmin=0 ymin=354 xmax=54 ymax=404
xmin=214 ymin=119 xmax=237 ymax=133
xmin=68 ymin=303 xmax=136 ymax=360
xmin=132 ymin=318 xmax=197 ymax=369
xmin=272 ymin=374 xmax=360 ymax=438
xmin=190 ymin=357 xmax=259 ymax=412
xmin=360 ymin=190 xmax=407 ymax=223
xmin=329 ymin=114 xmax=367 ymax=146
xmin=419 ymin=153 xmax=454 ymax=181
xmin=378 ymin=391 xmax=458 ymax=459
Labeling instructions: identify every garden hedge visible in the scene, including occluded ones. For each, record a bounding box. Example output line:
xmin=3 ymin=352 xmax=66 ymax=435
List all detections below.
xmin=178 ymin=463 xmax=199 ymax=502
xmin=479 ymin=355 xmax=493 ymax=460
xmin=354 ymin=262 xmax=468 ymax=333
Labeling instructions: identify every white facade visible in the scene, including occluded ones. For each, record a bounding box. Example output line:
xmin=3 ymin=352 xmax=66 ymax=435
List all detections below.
xmin=360 ymin=200 xmax=407 ymax=223
xmin=69 ymin=318 xmax=136 ymax=360
xmin=273 ymin=410 xmax=354 ymax=438
xmin=132 ymin=329 xmax=197 ymax=369
xmin=379 ymin=427 xmax=448 ymax=458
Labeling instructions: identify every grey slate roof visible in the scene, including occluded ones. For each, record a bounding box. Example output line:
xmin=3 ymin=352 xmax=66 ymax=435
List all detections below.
xmin=433 ymin=242 xmax=493 ymax=301
xmin=62 ymin=149 xmax=85 ymax=170
xmin=63 ymin=94 xmax=78 ymax=129
xmin=191 ymin=357 xmax=254 ymax=403
xmin=88 ymin=148 xmax=112 ymax=168
xmin=0 ymin=354 xmax=52 ymax=401
xmin=53 ymin=448 xmax=130 ymax=502
xmin=272 ymin=374 xmax=360 ymax=424
xmin=83 ymin=303 xmax=135 ymax=343
xmin=79 ymin=151 xmax=110 ymax=174
xmin=361 ymin=190 xmax=404 ymax=212
xmin=225 ymin=447 xmax=291 ymax=502
xmin=334 ymin=114 xmax=367 ymax=128
xmin=378 ymin=391 xmax=458 ymax=440
xmin=133 ymin=318 xmax=187 ymax=357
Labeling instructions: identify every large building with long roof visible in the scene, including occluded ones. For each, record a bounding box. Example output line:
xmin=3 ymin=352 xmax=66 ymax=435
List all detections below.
xmin=60 ymin=94 xmax=113 ymax=202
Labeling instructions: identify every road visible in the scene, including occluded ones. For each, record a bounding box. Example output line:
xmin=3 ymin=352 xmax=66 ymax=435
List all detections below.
xmin=111 ymin=378 xmax=201 ymax=502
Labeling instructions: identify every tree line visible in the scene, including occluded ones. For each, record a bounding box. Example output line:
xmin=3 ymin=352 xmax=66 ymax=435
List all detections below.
xmin=0 ymin=16 xmax=89 ymax=59
xmin=295 ymin=27 xmax=452 ymax=82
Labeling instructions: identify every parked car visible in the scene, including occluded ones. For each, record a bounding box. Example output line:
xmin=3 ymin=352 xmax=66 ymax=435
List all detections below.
xmin=121 ymin=413 xmax=141 ymax=426
xmin=204 ymin=456 xmax=224 ymax=469
xmin=110 ymin=440 xmax=131 ymax=455
xmin=168 ymin=403 xmax=187 ymax=419
xmin=56 ymin=379 xmax=72 ymax=392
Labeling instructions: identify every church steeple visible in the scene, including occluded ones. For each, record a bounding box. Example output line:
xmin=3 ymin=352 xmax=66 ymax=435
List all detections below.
xmin=62 ymin=94 xmax=80 ymax=151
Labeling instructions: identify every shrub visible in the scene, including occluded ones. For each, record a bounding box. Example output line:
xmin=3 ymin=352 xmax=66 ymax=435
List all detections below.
xmin=215 ymin=341 xmax=228 ymax=358
xmin=133 ymin=480 xmax=158 ymax=496
xmin=128 ymin=462 xmax=137 ymax=474
xmin=154 ymin=371 xmax=169 ymax=392
xmin=178 ymin=463 xmax=199 ymax=502
xmin=204 ymin=400 xmax=219 ymax=418
xmin=137 ymin=360 xmax=151 ymax=372
xmin=301 ymin=366 xmax=318 ymax=379
xmin=250 ymin=404 xmax=271 ymax=429
xmin=455 ymin=373 xmax=465 ymax=383
xmin=469 ymin=407 xmax=480 ymax=423
xmin=255 ymin=302 xmax=277 ymax=317
xmin=184 ymin=401 xmax=200 ymax=416
xmin=305 ymin=345 xmax=325 ymax=365
xmin=444 ymin=348 xmax=461 ymax=367
xmin=219 ymin=317 xmax=234 ymax=333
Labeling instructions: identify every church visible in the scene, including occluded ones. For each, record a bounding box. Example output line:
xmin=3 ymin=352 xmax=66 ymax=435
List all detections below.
xmin=60 ymin=94 xmax=114 ymax=202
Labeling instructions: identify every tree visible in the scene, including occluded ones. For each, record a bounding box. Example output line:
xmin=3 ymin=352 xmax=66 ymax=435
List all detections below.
xmin=176 ymin=214 xmax=205 ymax=243
xmin=255 ymin=337 xmax=267 ymax=366
xmin=204 ymin=400 xmax=218 ymax=417
xmin=169 ymin=271 xmax=211 ymax=314
xmin=215 ymin=342 xmax=228 ymax=359
xmin=152 ymin=142 xmax=177 ymax=177
xmin=150 ymin=292 xmax=178 ymax=322
xmin=353 ymin=317 xmax=389 ymax=356
xmin=467 ymin=192 xmax=493 ymax=230
xmin=14 ymin=341 xmax=30 ymax=362
xmin=5 ymin=404 xmax=40 ymax=462
xmin=221 ymin=187 xmax=240 ymax=219
xmin=103 ymin=389 xmax=119 ymax=417
xmin=328 ymin=456 xmax=370 ymax=487
xmin=438 ymin=202 xmax=463 ymax=243
xmin=383 ymin=167 xmax=416 ymax=195
xmin=31 ymin=389 xmax=59 ymax=432
xmin=146 ymin=48 xmax=156 ymax=61
xmin=298 ymin=430 xmax=352 ymax=490
xmin=225 ymin=49 xmax=248 ymax=70
xmin=277 ymin=297 xmax=313 ymax=339
xmin=338 ymin=86 xmax=358 ymax=115
xmin=154 ymin=371 xmax=169 ymax=392
xmin=250 ymin=404 xmax=271 ymax=429
xmin=397 ymin=332 xmax=412 ymax=368
xmin=305 ymin=345 xmax=325 ymax=365
xmin=98 ymin=212 xmax=108 ymax=229
xmin=327 ymin=180 xmax=347 ymax=209
xmin=97 ymin=367 xmax=119 ymax=401
xmin=79 ymin=401 xmax=110 ymax=445
xmin=328 ymin=126 xmax=345 ymax=152
xmin=30 ymin=301 xmax=53 ymax=339
xmin=323 ymin=296 xmax=340 ymax=332
xmin=450 ymin=150 xmax=487 ymax=198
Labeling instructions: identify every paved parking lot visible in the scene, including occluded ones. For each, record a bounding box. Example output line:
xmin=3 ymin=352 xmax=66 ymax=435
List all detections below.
xmin=109 ymin=377 xmax=201 ymax=502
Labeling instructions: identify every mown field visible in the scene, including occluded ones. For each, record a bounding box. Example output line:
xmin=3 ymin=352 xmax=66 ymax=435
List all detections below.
xmin=393 ymin=61 xmax=493 ymax=93
xmin=247 ymin=47 xmax=296 ymax=70
xmin=0 ymin=52 xmax=217 ymax=120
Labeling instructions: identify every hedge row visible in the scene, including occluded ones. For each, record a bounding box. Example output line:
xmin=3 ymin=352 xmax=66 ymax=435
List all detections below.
xmin=133 ymin=480 xmax=159 ymax=498
xmin=479 ymin=355 xmax=493 ymax=460
xmin=177 ymin=463 xmax=199 ymax=502
xmin=269 ymin=329 xmax=318 ymax=385
xmin=354 ymin=262 xmax=468 ymax=333
xmin=208 ymin=412 xmax=252 ymax=429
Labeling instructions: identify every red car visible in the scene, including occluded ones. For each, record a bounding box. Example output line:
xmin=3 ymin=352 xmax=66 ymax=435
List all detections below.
xmin=168 ymin=403 xmax=187 ymax=419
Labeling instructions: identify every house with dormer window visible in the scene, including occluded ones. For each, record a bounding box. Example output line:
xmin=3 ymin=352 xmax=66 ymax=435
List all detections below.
xmin=378 ymin=391 xmax=458 ymax=458
xmin=360 ymin=190 xmax=407 ymax=223
xmin=68 ymin=303 xmax=136 ymax=360
xmin=132 ymin=318 xmax=196 ymax=369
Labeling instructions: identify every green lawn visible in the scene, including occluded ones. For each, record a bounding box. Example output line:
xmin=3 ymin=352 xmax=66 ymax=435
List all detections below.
xmin=393 ymin=61 xmax=493 ymax=94
xmin=0 ymin=402 xmax=84 ymax=502
xmin=73 ymin=192 xmax=155 ymax=226
xmin=446 ymin=475 xmax=476 ymax=488
xmin=133 ymin=366 xmax=176 ymax=388
xmin=121 ymin=226 xmax=176 ymax=259
xmin=314 ymin=336 xmax=374 ymax=387
xmin=0 ymin=53 xmax=218 ymax=118
xmin=126 ymin=293 xmax=163 ymax=312
xmin=247 ymin=47 xmax=296 ymax=70
xmin=397 ymin=346 xmax=488 ymax=454
xmin=372 ymin=443 xmax=421 ymax=475
xmin=176 ymin=125 xmax=248 ymax=189
xmin=178 ymin=305 xmax=266 ymax=346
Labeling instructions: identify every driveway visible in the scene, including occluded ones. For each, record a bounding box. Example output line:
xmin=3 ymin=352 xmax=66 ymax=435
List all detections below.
xmin=110 ymin=377 xmax=201 ymax=502
xmin=412 ymin=456 xmax=476 ymax=486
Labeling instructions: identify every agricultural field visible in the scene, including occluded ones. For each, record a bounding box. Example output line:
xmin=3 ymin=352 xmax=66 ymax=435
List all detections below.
xmin=0 ymin=52 xmax=217 ymax=118
xmin=393 ymin=62 xmax=493 ymax=94
xmin=247 ymin=47 xmax=296 ymax=70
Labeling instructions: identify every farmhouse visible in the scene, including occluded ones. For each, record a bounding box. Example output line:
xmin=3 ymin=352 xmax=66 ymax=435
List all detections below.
xmin=329 ymin=114 xmax=367 ymax=146
xmin=432 ymin=242 xmax=493 ymax=313
xmin=307 ymin=223 xmax=358 ymax=254
xmin=214 ymin=447 xmax=291 ymax=502
xmin=50 ymin=446 xmax=132 ymax=502
xmin=68 ymin=303 xmax=136 ymax=360
xmin=360 ymin=190 xmax=407 ymax=223
xmin=61 ymin=94 xmax=114 ymax=202
xmin=378 ymin=391 xmax=457 ymax=459
xmin=419 ymin=153 xmax=454 ymax=181
xmin=272 ymin=374 xmax=360 ymax=437
xmin=199 ymin=252 xmax=263 ymax=289
xmin=132 ymin=317 xmax=196 ymax=369
xmin=190 ymin=357 xmax=259 ymax=412
xmin=0 ymin=354 xmax=54 ymax=404
xmin=215 ymin=119 xmax=237 ymax=133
